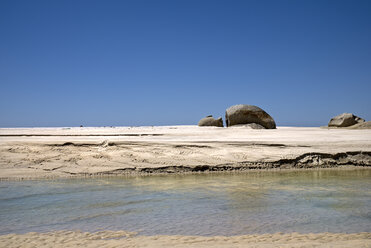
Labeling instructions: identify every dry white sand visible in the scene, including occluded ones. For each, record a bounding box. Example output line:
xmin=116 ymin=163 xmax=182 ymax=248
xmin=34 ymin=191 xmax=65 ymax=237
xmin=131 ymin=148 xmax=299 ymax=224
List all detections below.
xmin=0 ymin=126 xmax=370 ymax=179
xmin=0 ymin=231 xmax=370 ymax=248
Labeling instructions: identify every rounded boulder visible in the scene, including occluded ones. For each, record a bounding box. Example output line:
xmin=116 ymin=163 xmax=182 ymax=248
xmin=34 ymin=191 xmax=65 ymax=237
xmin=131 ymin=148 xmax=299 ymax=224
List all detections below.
xmin=225 ymin=104 xmax=276 ymax=129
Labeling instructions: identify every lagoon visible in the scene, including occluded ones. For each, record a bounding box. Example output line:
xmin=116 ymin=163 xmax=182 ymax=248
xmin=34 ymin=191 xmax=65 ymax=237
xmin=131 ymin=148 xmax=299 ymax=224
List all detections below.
xmin=0 ymin=169 xmax=370 ymax=236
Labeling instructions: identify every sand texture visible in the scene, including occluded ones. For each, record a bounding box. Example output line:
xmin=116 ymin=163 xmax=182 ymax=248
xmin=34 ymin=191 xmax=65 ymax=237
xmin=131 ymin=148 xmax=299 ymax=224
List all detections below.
xmin=0 ymin=231 xmax=370 ymax=248
xmin=0 ymin=126 xmax=370 ymax=179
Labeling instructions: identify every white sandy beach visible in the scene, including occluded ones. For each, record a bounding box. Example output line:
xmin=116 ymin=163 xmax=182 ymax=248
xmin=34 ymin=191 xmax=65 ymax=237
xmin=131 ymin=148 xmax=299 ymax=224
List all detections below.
xmin=1 ymin=126 xmax=371 ymax=247
xmin=0 ymin=126 xmax=370 ymax=179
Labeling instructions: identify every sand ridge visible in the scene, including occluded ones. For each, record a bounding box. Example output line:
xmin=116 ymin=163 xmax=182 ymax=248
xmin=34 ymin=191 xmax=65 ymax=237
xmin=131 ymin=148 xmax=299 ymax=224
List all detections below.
xmin=0 ymin=126 xmax=370 ymax=179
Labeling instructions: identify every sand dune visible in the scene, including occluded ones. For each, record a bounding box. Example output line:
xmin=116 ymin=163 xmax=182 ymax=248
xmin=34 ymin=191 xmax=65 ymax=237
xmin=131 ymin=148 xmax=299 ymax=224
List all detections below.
xmin=0 ymin=126 xmax=370 ymax=179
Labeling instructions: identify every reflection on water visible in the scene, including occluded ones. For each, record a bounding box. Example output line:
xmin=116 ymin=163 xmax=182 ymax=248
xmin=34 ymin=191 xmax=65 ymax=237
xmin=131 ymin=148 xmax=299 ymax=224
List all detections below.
xmin=0 ymin=169 xmax=370 ymax=235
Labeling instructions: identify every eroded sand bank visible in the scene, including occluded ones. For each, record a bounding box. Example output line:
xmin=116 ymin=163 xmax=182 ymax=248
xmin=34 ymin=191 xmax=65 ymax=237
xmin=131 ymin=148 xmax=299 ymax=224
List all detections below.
xmin=1 ymin=231 xmax=370 ymax=248
xmin=0 ymin=126 xmax=370 ymax=179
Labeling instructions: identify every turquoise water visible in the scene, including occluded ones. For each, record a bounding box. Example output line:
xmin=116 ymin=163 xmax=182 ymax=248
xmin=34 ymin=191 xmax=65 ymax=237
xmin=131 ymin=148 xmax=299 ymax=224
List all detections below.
xmin=0 ymin=169 xmax=370 ymax=236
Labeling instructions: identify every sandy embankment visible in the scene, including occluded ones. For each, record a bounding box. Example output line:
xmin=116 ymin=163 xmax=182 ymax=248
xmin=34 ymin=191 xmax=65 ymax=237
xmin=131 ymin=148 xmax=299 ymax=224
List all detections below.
xmin=0 ymin=231 xmax=370 ymax=248
xmin=0 ymin=126 xmax=370 ymax=179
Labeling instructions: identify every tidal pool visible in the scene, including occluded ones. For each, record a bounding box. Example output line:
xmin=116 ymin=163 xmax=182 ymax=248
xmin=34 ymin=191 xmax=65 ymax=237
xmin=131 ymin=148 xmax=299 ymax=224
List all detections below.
xmin=0 ymin=169 xmax=370 ymax=236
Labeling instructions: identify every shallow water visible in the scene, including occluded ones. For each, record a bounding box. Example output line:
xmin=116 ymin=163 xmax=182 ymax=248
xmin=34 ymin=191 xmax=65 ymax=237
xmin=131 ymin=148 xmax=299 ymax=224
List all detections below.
xmin=0 ymin=169 xmax=370 ymax=236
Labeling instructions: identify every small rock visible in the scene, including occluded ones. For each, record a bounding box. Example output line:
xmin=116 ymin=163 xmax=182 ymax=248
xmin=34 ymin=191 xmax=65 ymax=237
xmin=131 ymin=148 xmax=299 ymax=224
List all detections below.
xmin=355 ymin=116 xmax=365 ymax=123
xmin=198 ymin=115 xmax=224 ymax=127
xmin=347 ymin=121 xmax=371 ymax=129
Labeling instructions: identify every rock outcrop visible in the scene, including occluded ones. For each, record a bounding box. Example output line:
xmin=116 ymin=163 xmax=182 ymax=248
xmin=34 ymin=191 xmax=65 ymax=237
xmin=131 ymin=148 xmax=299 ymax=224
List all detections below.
xmin=198 ymin=115 xmax=224 ymax=127
xmin=225 ymin=105 xmax=276 ymax=129
xmin=328 ymin=113 xmax=365 ymax=127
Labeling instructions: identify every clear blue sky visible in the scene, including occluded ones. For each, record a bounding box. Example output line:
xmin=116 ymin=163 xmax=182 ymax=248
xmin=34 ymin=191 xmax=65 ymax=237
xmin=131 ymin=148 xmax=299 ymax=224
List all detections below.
xmin=1 ymin=0 xmax=370 ymax=127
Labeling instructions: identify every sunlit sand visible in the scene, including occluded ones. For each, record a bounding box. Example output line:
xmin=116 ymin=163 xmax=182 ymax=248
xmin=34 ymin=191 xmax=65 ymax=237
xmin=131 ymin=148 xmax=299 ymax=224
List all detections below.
xmin=0 ymin=126 xmax=370 ymax=179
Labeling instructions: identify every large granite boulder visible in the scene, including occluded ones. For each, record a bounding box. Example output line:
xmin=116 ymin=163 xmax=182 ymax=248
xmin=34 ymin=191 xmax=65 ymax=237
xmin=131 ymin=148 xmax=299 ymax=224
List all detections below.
xmin=198 ymin=115 xmax=224 ymax=127
xmin=328 ymin=113 xmax=365 ymax=127
xmin=225 ymin=104 xmax=276 ymax=129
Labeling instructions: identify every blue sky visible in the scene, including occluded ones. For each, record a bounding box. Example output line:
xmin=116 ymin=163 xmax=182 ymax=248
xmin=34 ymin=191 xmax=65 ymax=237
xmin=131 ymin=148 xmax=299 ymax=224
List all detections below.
xmin=1 ymin=0 xmax=370 ymax=127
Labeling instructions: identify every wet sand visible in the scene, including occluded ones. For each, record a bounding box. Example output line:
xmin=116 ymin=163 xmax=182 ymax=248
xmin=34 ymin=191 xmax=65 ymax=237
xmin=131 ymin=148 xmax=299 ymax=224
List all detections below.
xmin=0 ymin=126 xmax=370 ymax=179
xmin=1 ymin=231 xmax=370 ymax=248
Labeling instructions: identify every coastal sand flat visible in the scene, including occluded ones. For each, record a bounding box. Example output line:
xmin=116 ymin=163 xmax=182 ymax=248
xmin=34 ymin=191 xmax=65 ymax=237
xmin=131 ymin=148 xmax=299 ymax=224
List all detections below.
xmin=1 ymin=127 xmax=370 ymax=247
xmin=0 ymin=126 xmax=370 ymax=179
xmin=0 ymin=231 xmax=370 ymax=248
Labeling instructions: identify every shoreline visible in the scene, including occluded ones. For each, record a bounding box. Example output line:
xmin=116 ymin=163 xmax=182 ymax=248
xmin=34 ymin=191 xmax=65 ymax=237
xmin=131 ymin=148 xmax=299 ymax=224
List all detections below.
xmin=1 ymin=126 xmax=370 ymax=180
xmin=0 ymin=164 xmax=370 ymax=182
xmin=1 ymin=230 xmax=370 ymax=248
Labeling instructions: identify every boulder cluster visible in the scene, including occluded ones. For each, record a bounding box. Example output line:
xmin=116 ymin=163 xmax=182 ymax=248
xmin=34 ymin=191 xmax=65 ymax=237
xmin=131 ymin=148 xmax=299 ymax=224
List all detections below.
xmin=198 ymin=104 xmax=276 ymax=129
xmin=199 ymin=106 xmax=368 ymax=129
